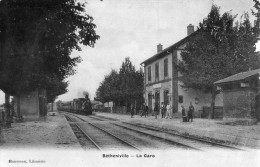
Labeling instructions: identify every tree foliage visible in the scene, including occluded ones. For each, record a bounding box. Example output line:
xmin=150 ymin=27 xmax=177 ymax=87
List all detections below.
xmin=253 ymin=0 xmax=260 ymax=36
xmin=0 ymin=0 xmax=99 ymax=96
xmin=0 ymin=0 xmax=99 ymax=124
xmin=95 ymin=57 xmax=144 ymax=107
xmin=46 ymin=77 xmax=68 ymax=103
xmin=177 ymin=5 xmax=260 ymax=118
xmin=95 ymin=69 xmax=119 ymax=103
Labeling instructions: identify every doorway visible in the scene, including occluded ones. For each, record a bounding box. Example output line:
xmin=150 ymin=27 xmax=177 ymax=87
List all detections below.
xmin=148 ymin=93 xmax=153 ymax=113
xmin=155 ymin=91 xmax=160 ymax=107
xmin=256 ymin=91 xmax=260 ymax=122
xmin=164 ymin=90 xmax=169 ymax=105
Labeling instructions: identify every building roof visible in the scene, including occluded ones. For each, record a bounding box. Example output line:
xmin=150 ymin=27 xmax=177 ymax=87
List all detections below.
xmin=214 ymin=69 xmax=260 ymax=85
xmin=140 ymin=31 xmax=198 ymax=65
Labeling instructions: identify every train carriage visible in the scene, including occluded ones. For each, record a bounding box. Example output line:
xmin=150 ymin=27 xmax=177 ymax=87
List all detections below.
xmin=57 ymin=97 xmax=92 ymax=115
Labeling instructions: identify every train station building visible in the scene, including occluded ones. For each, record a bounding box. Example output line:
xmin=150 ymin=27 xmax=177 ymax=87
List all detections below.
xmin=141 ymin=24 xmax=223 ymax=114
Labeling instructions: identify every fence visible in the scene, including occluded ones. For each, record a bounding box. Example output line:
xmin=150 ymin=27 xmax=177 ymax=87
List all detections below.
xmin=201 ymin=106 xmax=223 ymax=119
xmin=112 ymin=106 xmax=127 ymax=114
xmin=103 ymin=107 xmax=112 ymax=113
xmin=0 ymin=110 xmax=4 ymax=123
xmin=112 ymin=106 xmax=146 ymax=115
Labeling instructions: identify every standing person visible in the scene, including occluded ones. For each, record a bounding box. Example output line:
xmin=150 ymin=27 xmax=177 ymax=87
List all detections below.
xmin=140 ymin=103 xmax=148 ymax=117
xmin=165 ymin=103 xmax=172 ymax=119
xmin=144 ymin=104 xmax=149 ymax=117
xmin=130 ymin=104 xmax=135 ymax=118
xmin=140 ymin=103 xmax=145 ymax=117
xmin=160 ymin=102 xmax=166 ymax=118
xmin=188 ymin=102 xmax=195 ymax=122
xmin=154 ymin=102 xmax=159 ymax=119
xmin=181 ymin=105 xmax=187 ymax=122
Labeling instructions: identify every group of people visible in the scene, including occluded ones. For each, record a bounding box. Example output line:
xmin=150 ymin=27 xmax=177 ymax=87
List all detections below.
xmin=181 ymin=102 xmax=194 ymax=122
xmin=130 ymin=104 xmax=149 ymax=118
xmin=153 ymin=102 xmax=172 ymax=119
xmin=138 ymin=102 xmax=171 ymax=119
xmin=131 ymin=101 xmax=195 ymax=122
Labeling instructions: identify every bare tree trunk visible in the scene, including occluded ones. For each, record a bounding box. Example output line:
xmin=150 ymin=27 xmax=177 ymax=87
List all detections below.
xmin=5 ymin=93 xmax=11 ymax=127
xmin=51 ymin=102 xmax=53 ymax=112
xmin=208 ymin=91 xmax=216 ymax=119
xmin=135 ymin=99 xmax=137 ymax=115
xmin=17 ymin=95 xmax=23 ymax=122
xmin=125 ymin=100 xmax=128 ymax=113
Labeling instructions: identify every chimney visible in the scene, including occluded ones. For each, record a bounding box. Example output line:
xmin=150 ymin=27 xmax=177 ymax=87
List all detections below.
xmin=187 ymin=24 xmax=194 ymax=36
xmin=157 ymin=43 xmax=163 ymax=53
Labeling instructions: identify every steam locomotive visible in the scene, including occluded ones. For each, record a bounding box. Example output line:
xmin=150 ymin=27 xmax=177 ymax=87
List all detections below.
xmin=57 ymin=97 xmax=92 ymax=115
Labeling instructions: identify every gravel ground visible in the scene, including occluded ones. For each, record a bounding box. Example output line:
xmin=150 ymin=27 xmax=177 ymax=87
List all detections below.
xmin=0 ymin=112 xmax=81 ymax=150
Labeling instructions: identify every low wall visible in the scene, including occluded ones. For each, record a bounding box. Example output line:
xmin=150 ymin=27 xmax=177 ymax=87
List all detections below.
xmin=103 ymin=107 xmax=112 ymax=113
xmin=201 ymin=106 xmax=223 ymax=119
xmin=112 ymin=106 xmax=127 ymax=114
xmin=0 ymin=111 xmax=4 ymax=123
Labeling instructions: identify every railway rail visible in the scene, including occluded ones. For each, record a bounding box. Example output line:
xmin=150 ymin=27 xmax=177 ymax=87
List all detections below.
xmin=63 ymin=112 xmax=244 ymax=151
xmin=121 ymin=121 xmax=243 ymax=150
xmin=87 ymin=115 xmax=201 ymax=150
xmin=65 ymin=115 xmax=102 ymax=151
xmin=89 ymin=115 xmax=243 ymax=151
xmin=64 ymin=112 xmax=201 ymax=150
xmin=64 ymin=113 xmax=141 ymax=151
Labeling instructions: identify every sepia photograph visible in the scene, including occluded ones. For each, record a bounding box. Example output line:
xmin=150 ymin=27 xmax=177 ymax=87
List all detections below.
xmin=0 ymin=0 xmax=259 ymax=167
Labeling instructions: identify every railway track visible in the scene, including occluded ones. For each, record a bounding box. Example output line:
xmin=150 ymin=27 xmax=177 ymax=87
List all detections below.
xmin=63 ymin=112 xmax=244 ymax=151
xmin=87 ymin=116 xmax=200 ymax=150
xmin=89 ymin=115 xmax=243 ymax=151
xmin=65 ymin=112 xmax=200 ymax=150
xmin=65 ymin=116 xmax=102 ymax=151
xmin=121 ymin=122 xmax=243 ymax=150
xmin=64 ymin=113 xmax=141 ymax=151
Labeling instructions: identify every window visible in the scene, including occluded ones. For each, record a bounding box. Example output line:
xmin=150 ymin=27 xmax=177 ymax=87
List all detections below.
xmin=155 ymin=62 xmax=159 ymax=81
xmin=179 ymin=95 xmax=183 ymax=103
xmin=148 ymin=66 xmax=151 ymax=81
xmin=164 ymin=58 xmax=168 ymax=77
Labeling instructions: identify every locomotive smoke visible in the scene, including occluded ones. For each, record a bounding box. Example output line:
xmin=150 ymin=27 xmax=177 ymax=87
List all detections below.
xmin=83 ymin=91 xmax=89 ymax=97
xmin=76 ymin=90 xmax=90 ymax=99
xmin=76 ymin=89 xmax=85 ymax=98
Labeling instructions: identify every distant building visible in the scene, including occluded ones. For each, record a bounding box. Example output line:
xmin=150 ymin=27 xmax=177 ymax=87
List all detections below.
xmin=215 ymin=69 xmax=260 ymax=124
xmin=103 ymin=101 xmax=113 ymax=112
xmin=91 ymin=100 xmax=104 ymax=112
xmin=141 ymin=24 xmax=223 ymax=114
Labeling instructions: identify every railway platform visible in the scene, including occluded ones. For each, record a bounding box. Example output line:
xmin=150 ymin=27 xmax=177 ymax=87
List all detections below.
xmin=0 ymin=111 xmax=81 ymax=149
xmin=94 ymin=112 xmax=260 ymax=149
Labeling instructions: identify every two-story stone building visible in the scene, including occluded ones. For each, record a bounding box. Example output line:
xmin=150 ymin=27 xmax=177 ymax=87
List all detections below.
xmin=141 ymin=24 xmax=222 ymax=115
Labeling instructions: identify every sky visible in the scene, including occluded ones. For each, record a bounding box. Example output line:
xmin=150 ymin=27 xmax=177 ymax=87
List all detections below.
xmin=0 ymin=0 xmax=259 ymax=103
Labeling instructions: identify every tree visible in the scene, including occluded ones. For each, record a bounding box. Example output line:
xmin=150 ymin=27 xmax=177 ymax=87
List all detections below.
xmin=177 ymin=5 xmax=260 ymax=119
xmin=0 ymin=0 xmax=99 ymax=125
xmin=118 ymin=57 xmax=136 ymax=106
xmin=95 ymin=69 xmax=119 ymax=103
xmin=253 ymin=0 xmax=260 ymax=36
xmin=46 ymin=78 xmax=68 ymax=104
xmin=118 ymin=57 xmax=144 ymax=109
xmin=95 ymin=57 xmax=144 ymax=112
xmin=46 ymin=78 xmax=68 ymax=112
